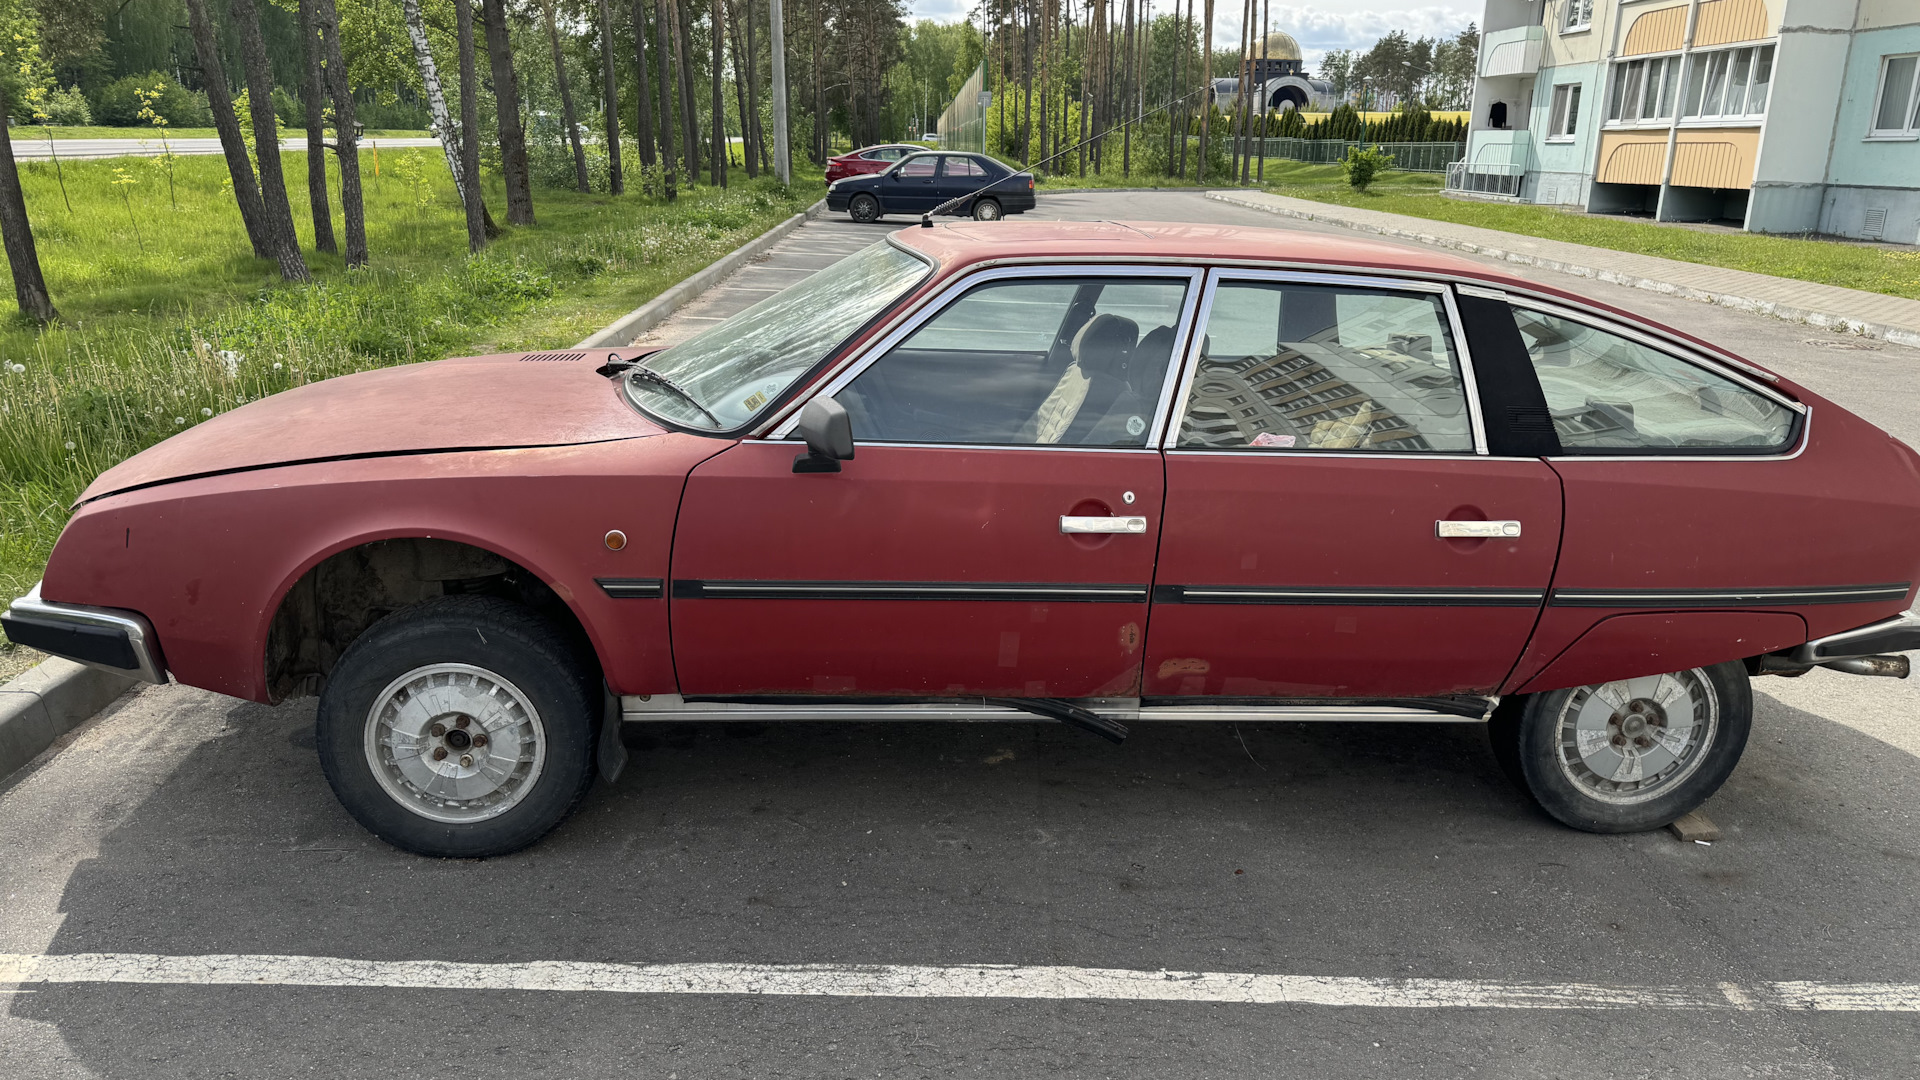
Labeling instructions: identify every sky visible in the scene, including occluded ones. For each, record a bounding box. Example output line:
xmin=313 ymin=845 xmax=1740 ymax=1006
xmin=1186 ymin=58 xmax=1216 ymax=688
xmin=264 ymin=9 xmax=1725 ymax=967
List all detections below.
xmin=904 ymin=2 xmax=1483 ymax=73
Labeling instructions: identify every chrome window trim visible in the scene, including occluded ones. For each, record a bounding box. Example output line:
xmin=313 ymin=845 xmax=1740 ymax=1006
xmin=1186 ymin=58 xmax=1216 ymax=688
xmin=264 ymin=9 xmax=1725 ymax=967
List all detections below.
xmin=766 ymin=262 xmax=1207 ymax=448
xmin=1158 ymin=267 xmax=1488 ymax=456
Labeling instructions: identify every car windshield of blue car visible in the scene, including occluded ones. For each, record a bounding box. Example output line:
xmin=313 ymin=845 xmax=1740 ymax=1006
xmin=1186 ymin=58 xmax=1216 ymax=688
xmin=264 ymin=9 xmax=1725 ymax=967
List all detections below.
xmin=623 ymin=241 xmax=931 ymax=431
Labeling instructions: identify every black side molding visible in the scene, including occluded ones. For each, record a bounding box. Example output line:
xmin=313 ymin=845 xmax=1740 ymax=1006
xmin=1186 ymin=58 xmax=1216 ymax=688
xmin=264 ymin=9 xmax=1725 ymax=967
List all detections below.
xmin=594 ymin=578 xmax=665 ymax=599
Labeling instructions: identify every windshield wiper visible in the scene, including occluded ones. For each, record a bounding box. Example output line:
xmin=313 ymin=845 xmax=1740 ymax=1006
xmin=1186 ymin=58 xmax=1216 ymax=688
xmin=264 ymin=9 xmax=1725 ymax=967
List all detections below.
xmin=629 ymin=365 xmax=721 ymax=426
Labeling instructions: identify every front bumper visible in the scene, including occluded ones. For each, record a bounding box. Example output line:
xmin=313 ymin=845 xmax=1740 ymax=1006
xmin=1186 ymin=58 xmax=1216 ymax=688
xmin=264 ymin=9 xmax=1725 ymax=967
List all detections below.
xmin=1792 ymin=609 xmax=1920 ymax=664
xmin=1 ymin=582 xmax=167 ymax=684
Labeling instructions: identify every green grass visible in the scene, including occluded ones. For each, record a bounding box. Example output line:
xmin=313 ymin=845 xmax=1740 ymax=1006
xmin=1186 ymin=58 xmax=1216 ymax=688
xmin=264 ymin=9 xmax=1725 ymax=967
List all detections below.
xmin=1259 ymin=161 xmax=1920 ymax=301
xmin=10 ymin=126 xmax=431 ymax=141
xmin=0 ymin=149 xmax=823 ymax=606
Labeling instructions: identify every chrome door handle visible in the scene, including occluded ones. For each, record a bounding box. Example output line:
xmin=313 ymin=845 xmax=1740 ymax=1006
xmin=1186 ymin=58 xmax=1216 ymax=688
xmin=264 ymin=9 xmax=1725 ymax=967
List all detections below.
xmin=1436 ymin=520 xmax=1522 ymax=539
xmin=1061 ymin=515 xmax=1149 ymax=535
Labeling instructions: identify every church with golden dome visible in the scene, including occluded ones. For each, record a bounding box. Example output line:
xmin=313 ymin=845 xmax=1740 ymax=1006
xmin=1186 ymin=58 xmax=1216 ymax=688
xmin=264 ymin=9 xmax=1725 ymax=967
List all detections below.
xmin=1211 ymin=29 xmax=1337 ymax=114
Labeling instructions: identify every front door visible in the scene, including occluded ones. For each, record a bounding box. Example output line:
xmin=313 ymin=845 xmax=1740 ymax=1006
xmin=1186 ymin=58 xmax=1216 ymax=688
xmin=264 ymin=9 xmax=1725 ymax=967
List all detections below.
xmin=880 ymin=155 xmax=940 ymax=213
xmin=1143 ymin=272 xmax=1563 ymax=700
xmin=670 ymin=267 xmax=1201 ymax=699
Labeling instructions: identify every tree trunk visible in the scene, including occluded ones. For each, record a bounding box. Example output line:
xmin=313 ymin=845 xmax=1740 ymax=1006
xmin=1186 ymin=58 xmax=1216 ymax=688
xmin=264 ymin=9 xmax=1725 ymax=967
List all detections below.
xmin=727 ymin=5 xmax=751 ymax=178
xmin=1230 ymin=0 xmax=1248 ymax=182
xmin=402 ymin=0 xmax=486 ymax=252
xmin=1256 ymin=0 xmax=1267 ymax=182
xmin=298 ymin=0 xmax=337 ymax=254
xmin=230 ymin=0 xmax=310 ymax=280
xmin=598 ymin=0 xmax=625 ymax=194
xmin=654 ymin=0 xmax=678 ymax=197
xmin=709 ymin=0 xmax=726 ymax=185
xmin=674 ymin=0 xmax=700 ymax=182
xmin=743 ymin=0 xmax=764 ymax=174
xmin=1174 ymin=0 xmax=1189 ymax=177
xmin=0 ymin=79 xmax=56 ymax=324
xmin=484 ymin=0 xmax=536 ymax=223
xmin=182 ymin=0 xmax=271 ymax=259
xmin=1196 ymin=0 xmax=1212 ymax=182
xmin=544 ymin=0 xmax=592 ymax=193
xmin=455 ymin=0 xmax=494 ymax=245
xmin=312 ymin=0 xmax=367 ymax=264
xmin=632 ymin=0 xmax=658 ymax=184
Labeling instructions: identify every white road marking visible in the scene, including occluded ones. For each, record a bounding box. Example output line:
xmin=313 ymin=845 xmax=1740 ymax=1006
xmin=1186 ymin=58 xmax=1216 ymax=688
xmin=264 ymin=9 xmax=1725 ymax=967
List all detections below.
xmin=2 ymin=954 xmax=1918 ymax=1012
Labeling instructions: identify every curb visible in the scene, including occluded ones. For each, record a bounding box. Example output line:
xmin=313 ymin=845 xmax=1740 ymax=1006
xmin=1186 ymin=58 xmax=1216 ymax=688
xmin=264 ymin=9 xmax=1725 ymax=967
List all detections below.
xmin=1203 ymin=191 xmax=1920 ymax=350
xmin=0 ymin=659 xmax=137 ymax=783
xmin=1037 ymin=186 xmax=1200 ymax=195
xmin=573 ymin=198 xmax=829 ymax=349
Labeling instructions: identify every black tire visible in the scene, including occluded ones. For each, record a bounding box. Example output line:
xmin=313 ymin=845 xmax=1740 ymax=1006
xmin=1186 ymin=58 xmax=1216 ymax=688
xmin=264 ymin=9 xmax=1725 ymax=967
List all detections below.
xmin=1500 ymin=661 xmax=1751 ymax=833
xmin=849 ymin=193 xmax=881 ymax=223
xmin=316 ymin=595 xmax=600 ymax=857
xmin=971 ymin=197 xmax=1003 ymax=221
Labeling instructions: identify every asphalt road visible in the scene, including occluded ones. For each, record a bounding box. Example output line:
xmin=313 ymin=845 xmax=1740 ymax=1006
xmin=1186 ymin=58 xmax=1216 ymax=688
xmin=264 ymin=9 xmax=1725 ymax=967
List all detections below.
xmin=9 ymin=136 xmax=441 ymax=161
xmin=4 ymin=191 xmax=1918 ymax=1079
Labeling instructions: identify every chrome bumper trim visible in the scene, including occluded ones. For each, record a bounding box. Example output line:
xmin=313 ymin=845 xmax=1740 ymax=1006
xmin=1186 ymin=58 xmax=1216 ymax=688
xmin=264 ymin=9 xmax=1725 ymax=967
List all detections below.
xmin=1791 ymin=610 xmax=1920 ymax=665
xmin=1 ymin=582 xmax=167 ymax=684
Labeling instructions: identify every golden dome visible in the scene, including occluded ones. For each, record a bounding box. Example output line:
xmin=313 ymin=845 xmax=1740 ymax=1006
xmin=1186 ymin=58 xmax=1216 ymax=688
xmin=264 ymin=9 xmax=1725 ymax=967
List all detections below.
xmin=1261 ymin=31 xmax=1302 ymax=61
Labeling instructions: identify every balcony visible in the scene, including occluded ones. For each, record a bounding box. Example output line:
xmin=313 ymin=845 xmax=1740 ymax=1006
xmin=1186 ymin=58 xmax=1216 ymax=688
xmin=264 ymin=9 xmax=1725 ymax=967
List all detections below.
xmin=1480 ymin=25 xmax=1545 ymax=78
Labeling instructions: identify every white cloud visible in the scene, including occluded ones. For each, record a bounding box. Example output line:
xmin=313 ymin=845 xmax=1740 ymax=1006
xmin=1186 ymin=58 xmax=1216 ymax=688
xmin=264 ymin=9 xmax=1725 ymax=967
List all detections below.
xmin=904 ymin=2 xmax=1480 ymax=74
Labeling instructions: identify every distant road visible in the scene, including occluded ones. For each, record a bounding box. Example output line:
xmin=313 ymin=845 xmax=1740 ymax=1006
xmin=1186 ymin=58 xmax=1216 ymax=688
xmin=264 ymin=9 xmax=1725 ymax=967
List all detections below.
xmin=9 ymin=136 xmax=441 ymax=161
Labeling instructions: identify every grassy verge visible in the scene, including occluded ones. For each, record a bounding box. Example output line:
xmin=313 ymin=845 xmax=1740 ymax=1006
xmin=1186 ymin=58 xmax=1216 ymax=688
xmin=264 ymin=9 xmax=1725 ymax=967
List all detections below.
xmin=1258 ymin=161 xmax=1920 ymax=301
xmin=0 ymin=149 xmax=823 ymax=609
xmin=10 ymin=127 xmax=431 ymax=141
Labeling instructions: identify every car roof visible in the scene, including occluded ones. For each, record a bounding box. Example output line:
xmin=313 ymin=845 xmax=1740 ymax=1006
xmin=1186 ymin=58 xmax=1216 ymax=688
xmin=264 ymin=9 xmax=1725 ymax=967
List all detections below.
xmin=895 ymin=219 xmax=1502 ymax=281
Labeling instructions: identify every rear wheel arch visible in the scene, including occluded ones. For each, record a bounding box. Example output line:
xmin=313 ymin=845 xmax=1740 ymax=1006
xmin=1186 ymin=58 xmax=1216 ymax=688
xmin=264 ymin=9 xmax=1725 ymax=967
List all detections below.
xmin=264 ymin=536 xmax=601 ymax=704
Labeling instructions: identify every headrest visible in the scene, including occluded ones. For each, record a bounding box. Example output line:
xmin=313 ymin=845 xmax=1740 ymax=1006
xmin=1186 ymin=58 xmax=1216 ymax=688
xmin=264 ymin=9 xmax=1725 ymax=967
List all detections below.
xmin=1071 ymin=313 xmax=1140 ymax=377
xmin=1135 ymin=325 xmax=1176 ymax=363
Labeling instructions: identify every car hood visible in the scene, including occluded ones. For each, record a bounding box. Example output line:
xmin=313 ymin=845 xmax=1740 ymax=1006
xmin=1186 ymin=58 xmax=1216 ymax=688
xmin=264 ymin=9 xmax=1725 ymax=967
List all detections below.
xmin=80 ymin=351 xmax=664 ymax=502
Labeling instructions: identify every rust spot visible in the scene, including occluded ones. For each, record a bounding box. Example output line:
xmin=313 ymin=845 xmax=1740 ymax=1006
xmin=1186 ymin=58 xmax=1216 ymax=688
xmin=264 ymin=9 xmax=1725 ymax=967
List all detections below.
xmin=1157 ymin=657 xmax=1210 ymax=678
xmin=1117 ymin=622 xmax=1141 ymax=652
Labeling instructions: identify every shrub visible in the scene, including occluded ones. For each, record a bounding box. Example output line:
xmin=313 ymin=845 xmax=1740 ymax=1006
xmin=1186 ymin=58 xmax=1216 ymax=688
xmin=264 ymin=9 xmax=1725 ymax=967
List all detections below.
xmin=91 ymin=73 xmax=210 ymax=127
xmin=1341 ymin=144 xmax=1395 ymax=191
xmin=37 ymin=85 xmax=92 ymax=126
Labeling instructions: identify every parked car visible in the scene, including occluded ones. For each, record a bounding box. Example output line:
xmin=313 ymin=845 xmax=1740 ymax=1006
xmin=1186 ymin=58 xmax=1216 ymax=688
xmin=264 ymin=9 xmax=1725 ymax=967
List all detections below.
xmin=10 ymin=221 xmax=1920 ymax=858
xmin=827 ymin=151 xmax=1036 ymax=222
xmin=823 ymin=143 xmax=923 ymax=185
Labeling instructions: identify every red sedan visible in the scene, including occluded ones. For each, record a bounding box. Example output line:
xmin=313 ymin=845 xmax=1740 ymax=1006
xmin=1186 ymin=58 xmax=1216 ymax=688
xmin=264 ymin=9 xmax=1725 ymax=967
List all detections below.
xmin=823 ymin=143 xmax=924 ymax=185
xmin=10 ymin=222 xmax=1919 ymax=857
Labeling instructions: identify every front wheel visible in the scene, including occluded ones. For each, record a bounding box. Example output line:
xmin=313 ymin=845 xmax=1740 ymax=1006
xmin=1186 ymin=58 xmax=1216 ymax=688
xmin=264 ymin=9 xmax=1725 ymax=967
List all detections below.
xmin=1497 ymin=662 xmax=1751 ymax=833
xmin=316 ymin=596 xmax=600 ymax=857
xmin=848 ymin=193 xmax=881 ymax=223
xmin=972 ymin=197 xmax=1003 ymax=221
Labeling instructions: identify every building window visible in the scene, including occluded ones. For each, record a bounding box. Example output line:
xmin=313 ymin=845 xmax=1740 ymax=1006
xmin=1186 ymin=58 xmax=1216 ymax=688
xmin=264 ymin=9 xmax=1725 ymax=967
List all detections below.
xmin=1562 ymin=0 xmax=1593 ymax=31
xmin=1607 ymin=56 xmax=1681 ymax=123
xmin=1549 ymin=83 xmax=1583 ymax=139
xmin=1870 ymin=54 xmax=1920 ymax=138
xmin=1683 ymin=44 xmax=1774 ymax=121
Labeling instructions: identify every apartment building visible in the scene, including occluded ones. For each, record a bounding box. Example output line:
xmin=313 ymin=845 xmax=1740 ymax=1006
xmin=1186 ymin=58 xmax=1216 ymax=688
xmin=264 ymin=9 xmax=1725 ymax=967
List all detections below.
xmin=1451 ymin=0 xmax=1920 ymax=243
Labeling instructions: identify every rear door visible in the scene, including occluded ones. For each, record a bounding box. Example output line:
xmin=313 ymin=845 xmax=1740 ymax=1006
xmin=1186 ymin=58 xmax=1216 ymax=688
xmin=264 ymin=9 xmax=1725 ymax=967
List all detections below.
xmin=1143 ymin=271 xmax=1564 ymax=700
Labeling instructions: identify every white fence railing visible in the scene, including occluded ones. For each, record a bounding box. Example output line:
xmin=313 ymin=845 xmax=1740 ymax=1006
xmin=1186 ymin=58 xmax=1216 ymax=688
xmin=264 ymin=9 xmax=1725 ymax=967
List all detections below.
xmin=1445 ymin=161 xmax=1527 ymax=198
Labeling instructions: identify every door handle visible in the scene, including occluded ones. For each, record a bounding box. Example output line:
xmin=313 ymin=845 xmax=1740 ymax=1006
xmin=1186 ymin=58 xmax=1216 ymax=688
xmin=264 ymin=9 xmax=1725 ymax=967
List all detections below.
xmin=1061 ymin=515 xmax=1148 ymax=535
xmin=1436 ymin=520 xmax=1522 ymax=539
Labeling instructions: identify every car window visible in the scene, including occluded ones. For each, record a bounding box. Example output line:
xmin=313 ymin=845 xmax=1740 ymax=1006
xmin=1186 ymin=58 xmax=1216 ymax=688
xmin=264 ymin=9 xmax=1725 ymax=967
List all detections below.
xmin=1511 ymin=308 xmax=1795 ymax=452
xmin=865 ymin=147 xmax=905 ymax=161
xmin=836 ymin=276 xmax=1191 ymax=447
xmin=896 ymin=156 xmax=936 ymax=177
xmin=941 ymin=156 xmax=989 ymax=178
xmin=1176 ymin=281 xmax=1473 ymax=452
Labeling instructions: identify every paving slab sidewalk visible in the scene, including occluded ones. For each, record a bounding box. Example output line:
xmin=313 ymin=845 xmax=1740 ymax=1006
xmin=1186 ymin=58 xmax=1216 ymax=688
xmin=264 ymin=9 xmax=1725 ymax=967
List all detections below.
xmin=1206 ymin=190 xmax=1920 ymax=350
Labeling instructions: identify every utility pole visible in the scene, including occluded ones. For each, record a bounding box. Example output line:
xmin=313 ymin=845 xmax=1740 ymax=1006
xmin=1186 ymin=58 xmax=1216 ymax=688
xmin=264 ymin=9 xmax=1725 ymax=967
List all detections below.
xmin=769 ymin=0 xmax=791 ymax=183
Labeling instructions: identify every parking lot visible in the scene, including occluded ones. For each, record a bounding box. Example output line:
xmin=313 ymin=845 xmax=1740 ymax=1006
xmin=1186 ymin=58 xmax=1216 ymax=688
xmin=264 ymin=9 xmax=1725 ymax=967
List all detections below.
xmin=4 ymin=192 xmax=1919 ymax=1078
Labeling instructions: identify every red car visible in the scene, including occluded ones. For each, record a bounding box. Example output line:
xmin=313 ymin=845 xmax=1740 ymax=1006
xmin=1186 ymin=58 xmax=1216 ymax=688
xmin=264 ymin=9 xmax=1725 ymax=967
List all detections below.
xmin=10 ymin=222 xmax=1920 ymax=858
xmin=824 ymin=143 xmax=923 ymax=185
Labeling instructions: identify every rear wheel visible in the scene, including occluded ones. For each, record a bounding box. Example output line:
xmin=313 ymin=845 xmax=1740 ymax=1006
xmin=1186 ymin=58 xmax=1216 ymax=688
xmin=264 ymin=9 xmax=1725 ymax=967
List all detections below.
xmin=1496 ymin=662 xmax=1751 ymax=833
xmin=316 ymin=595 xmax=599 ymax=857
xmin=972 ymin=197 xmax=1003 ymax=221
xmin=849 ymin=193 xmax=881 ymax=223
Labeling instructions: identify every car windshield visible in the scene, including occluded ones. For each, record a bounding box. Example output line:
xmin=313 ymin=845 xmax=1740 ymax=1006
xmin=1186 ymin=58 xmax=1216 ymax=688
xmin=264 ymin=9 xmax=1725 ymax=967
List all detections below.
xmin=623 ymin=241 xmax=931 ymax=430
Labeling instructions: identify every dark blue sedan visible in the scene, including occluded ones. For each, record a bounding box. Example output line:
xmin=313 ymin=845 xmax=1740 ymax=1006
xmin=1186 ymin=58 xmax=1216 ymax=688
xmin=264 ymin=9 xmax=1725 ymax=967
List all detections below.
xmin=826 ymin=152 xmax=1037 ymax=223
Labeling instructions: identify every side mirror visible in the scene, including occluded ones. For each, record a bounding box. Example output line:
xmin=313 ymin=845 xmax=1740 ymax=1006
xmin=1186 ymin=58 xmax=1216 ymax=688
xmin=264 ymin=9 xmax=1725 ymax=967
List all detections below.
xmin=793 ymin=397 xmax=854 ymax=473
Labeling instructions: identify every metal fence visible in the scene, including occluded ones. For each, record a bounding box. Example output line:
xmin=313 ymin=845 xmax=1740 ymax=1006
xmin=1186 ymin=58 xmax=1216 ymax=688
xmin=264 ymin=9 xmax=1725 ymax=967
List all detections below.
xmin=1234 ymin=138 xmax=1466 ymax=173
xmin=936 ymin=64 xmax=988 ymax=155
xmin=1444 ymin=161 xmax=1527 ymax=198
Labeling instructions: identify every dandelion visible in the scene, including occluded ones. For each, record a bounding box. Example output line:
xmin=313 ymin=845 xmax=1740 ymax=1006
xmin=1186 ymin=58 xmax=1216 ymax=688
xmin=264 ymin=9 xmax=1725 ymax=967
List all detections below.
xmin=173 ymin=417 xmax=185 ymax=426
xmin=200 ymin=407 xmax=212 ymax=417
xmin=63 ymin=441 xmax=75 ymax=451
xmin=8 ymin=363 xmax=24 ymax=374
xmin=272 ymin=362 xmax=283 ymax=370
xmin=216 ymin=350 xmax=241 ymax=378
